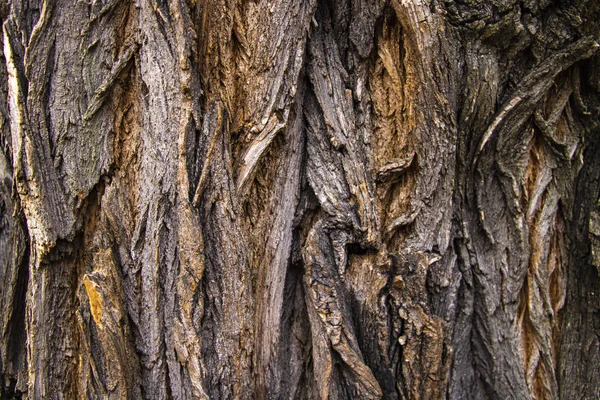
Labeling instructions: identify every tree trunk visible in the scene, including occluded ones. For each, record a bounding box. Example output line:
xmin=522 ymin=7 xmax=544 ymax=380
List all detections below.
xmin=1 ymin=0 xmax=599 ymax=398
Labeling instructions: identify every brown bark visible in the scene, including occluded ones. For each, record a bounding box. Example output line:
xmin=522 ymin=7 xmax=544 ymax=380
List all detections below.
xmin=0 ymin=0 xmax=599 ymax=399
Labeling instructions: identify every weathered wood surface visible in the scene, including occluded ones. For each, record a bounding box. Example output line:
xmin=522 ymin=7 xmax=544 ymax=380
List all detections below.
xmin=0 ymin=0 xmax=599 ymax=398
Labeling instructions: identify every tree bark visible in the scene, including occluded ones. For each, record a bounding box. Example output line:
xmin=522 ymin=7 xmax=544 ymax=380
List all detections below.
xmin=0 ymin=0 xmax=599 ymax=399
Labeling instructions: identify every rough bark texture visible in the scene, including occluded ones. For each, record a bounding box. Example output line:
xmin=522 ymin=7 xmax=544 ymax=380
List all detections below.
xmin=0 ymin=0 xmax=599 ymax=399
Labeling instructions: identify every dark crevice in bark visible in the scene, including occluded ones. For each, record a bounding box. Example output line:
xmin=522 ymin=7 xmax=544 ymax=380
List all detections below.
xmin=558 ymin=61 xmax=600 ymax=397
xmin=3 ymin=239 xmax=29 ymax=372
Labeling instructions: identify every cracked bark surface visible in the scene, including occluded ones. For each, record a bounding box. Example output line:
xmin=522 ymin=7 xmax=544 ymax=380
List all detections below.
xmin=0 ymin=0 xmax=599 ymax=399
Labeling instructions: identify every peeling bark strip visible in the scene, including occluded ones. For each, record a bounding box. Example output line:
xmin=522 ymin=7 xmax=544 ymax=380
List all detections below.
xmin=0 ymin=0 xmax=599 ymax=399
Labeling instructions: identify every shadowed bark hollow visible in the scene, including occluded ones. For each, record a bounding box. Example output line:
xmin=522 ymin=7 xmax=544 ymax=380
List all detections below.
xmin=0 ymin=0 xmax=599 ymax=399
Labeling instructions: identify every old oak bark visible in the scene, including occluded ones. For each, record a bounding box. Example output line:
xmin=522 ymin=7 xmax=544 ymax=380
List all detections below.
xmin=1 ymin=0 xmax=599 ymax=399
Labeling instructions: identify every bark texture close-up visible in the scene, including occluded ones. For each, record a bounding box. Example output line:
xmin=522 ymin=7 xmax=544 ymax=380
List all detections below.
xmin=1 ymin=0 xmax=600 ymax=399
